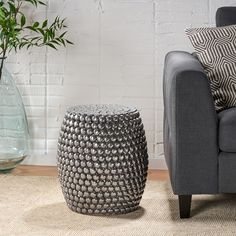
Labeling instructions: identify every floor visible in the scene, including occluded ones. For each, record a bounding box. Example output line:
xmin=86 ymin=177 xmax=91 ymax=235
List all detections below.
xmin=11 ymin=165 xmax=169 ymax=181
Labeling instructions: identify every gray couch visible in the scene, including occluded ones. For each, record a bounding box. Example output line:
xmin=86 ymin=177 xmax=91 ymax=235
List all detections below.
xmin=163 ymin=7 xmax=236 ymax=218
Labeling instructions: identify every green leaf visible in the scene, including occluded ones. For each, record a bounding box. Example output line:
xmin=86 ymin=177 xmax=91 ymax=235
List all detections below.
xmin=21 ymin=15 xmax=26 ymax=27
xmin=51 ymin=40 xmax=60 ymax=45
xmin=42 ymin=19 xmax=47 ymax=28
xmin=43 ymin=32 xmax=48 ymax=43
xmin=33 ymin=22 xmax=39 ymax=28
xmin=38 ymin=1 xmax=46 ymax=6
xmin=0 ymin=7 xmax=5 ymax=20
xmin=8 ymin=2 xmax=16 ymax=13
xmin=59 ymin=31 xmax=67 ymax=38
xmin=60 ymin=38 xmax=65 ymax=46
xmin=30 ymin=36 xmax=40 ymax=41
xmin=66 ymin=39 xmax=73 ymax=45
xmin=27 ymin=44 xmax=32 ymax=49
xmin=46 ymin=43 xmax=57 ymax=50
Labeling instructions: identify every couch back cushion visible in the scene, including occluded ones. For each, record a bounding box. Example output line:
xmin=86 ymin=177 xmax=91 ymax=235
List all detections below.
xmin=216 ymin=7 xmax=236 ymax=27
xmin=218 ymin=107 xmax=236 ymax=152
xmin=186 ymin=25 xmax=236 ymax=111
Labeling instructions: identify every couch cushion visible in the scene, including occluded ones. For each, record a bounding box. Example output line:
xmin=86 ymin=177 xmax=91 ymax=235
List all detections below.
xmin=218 ymin=107 xmax=236 ymax=152
xmin=219 ymin=152 xmax=236 ymax=193
xmin=186 ymin=24 xmax=236 ymax=111
xmin=216 ymin=7 xmax=236 ymax=27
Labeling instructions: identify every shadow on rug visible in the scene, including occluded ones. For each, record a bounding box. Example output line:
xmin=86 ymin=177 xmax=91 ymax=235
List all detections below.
xmin=24 ymin=203 xmax=145 ymax=230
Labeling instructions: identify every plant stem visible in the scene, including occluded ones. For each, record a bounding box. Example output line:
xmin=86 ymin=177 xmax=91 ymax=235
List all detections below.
xmin=0 ymin=49 xmax=7 ymax=81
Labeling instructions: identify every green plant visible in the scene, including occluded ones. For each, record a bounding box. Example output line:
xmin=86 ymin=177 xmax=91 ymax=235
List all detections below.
xmin=0 ymin=0 xmax=73 ymax=78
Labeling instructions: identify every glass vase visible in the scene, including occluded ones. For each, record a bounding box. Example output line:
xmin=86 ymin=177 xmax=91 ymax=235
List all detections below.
xmin=0 ymin=62 xmax=30 ymax=173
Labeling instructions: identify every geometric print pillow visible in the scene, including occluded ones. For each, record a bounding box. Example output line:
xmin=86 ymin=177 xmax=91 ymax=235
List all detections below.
xmin=186 ymin=25 xmax=236 ymax=111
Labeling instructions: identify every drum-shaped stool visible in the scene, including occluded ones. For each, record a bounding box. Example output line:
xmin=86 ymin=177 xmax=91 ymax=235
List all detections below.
xmin=57 ymin=104 xmax=148 ymax=215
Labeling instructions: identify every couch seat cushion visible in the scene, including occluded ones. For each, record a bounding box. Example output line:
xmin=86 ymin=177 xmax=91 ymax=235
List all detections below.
xmin=219 ymin=107 xmax=236 ymax=152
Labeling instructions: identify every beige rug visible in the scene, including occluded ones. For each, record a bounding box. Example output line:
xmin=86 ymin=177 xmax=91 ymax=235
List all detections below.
xmin=1 ymin=176 xmax=236 ymax=236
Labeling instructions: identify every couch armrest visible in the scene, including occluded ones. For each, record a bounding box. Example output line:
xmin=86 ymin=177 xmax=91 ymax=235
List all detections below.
xmin=163 ymin=51 xmax=218 ymax=194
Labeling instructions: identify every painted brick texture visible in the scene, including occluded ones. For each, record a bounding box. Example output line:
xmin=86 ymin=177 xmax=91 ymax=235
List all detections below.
xmin=5 ymin=0 xmax=236 ymax=168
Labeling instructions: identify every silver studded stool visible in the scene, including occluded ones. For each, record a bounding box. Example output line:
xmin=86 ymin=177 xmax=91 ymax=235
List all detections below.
xmin=57 ymin=104 xmax=148 ymax=215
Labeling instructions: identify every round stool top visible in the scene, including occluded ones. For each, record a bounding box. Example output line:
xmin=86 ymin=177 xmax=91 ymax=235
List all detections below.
xmin=66 ymin=104 xmax=137 ymax=116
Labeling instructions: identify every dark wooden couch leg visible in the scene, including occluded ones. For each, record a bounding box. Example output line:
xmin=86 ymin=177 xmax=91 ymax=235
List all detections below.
xmin=178 ymin=195 xmax=192 ymax=218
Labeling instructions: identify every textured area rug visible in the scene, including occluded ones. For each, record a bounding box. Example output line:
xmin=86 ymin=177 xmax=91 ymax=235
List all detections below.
xmin=1 ymin=176 xmax=236 ymax=236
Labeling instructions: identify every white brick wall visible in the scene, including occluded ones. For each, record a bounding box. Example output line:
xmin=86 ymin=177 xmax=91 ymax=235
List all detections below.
xmin=5 ymin=0 xmax=236 ymax=168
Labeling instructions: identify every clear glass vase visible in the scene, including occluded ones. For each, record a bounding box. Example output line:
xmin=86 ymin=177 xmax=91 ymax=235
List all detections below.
xmin=0 ymin=62 xmax=30 ymax=173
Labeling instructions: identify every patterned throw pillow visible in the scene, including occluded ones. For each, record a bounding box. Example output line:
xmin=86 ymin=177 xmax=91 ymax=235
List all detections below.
xmin=186 ymin=25 xmax=236 ymax=111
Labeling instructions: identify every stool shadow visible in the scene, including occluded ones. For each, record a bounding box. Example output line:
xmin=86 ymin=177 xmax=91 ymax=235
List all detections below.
xmin=24 ymin=202 xmax=146 ymax=231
